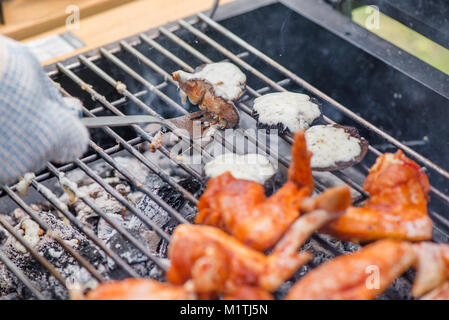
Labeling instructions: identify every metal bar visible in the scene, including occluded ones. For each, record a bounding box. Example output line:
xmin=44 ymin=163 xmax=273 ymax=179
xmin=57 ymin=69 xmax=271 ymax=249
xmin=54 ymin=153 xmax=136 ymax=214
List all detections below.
xmin=178 ymin=16 xmax=449 ymax=209
xmin=46 ymin=163 xmax=164 ymax=274
xmin=75 ymin=56 xmax=214 ymax=165
xmin=57 ymin=63 xmax=205 ymax=184
xmin=75 ymin=158 xmax=174 ymax=242
xmin=0 ymin=215 xmax=67 ymax=285
xmin=177 ymin=17 xmax=449 ymax=236
xmin=28 ymin=178 xmax=134 ymax=282
xmin=2 ymin=185 xmax=106 ymax=286
xmin=155 ymin=23 xmax=360 ymax=197
xmin=56 ymin=67 xmax=198 ymax=227
xmin=86 ymin=140 xmax=190 ymax=225
xmin=196 ymin=12 xmax=449 ymax=184
xmin=0 ymin=250 xmax=45 ymax=300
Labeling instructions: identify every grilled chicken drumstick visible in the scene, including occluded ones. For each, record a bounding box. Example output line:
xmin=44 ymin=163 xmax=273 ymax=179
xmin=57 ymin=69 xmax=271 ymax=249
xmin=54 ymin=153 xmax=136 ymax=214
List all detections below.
xmin=196 ymin=131 xmax=315 ymax=251
xmin=83 ymin=278 xmax=196 ymax=300
xmin=323 ymin=150 xmax=433 ymax=242
xmin=285 ymin=239 xmax=416 ymax=300
xmin=167 ymin=202 xmax=350 ymax=296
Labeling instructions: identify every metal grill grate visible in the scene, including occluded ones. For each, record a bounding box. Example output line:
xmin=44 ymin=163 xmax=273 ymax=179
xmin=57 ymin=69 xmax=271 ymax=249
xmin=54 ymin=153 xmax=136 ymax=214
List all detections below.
xmin=1 ymin=8 xmax=449 ymax=300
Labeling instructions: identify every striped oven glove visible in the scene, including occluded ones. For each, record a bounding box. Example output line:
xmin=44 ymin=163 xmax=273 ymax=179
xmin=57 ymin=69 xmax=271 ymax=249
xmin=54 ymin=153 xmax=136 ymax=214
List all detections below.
xmin=0 ymin=35 xmax=89 ymax=186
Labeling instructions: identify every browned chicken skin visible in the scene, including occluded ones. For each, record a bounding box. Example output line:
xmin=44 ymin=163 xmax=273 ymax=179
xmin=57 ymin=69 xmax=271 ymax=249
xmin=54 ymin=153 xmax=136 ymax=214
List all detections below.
xmin=167 ymin=202 xmax=349 ymax=296
xmin=196 ymin=131 xmax=314 ymax=251
xmin=285 ymin=239 xmax=416 ymax=300
xmin=84 ymin=278 xmax=196 ymax=300
xmin=323 ymin=150 xmax=433 ymax=242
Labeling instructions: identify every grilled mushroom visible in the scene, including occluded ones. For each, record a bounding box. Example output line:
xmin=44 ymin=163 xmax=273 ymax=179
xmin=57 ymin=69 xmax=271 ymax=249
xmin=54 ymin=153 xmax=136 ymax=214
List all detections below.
xmin=305 ymin=124 xmax=368 ymax=171
xmin=204 ymin=153 xmax=276 ymax=185
xmin=173 ymin=62 xmax=246 ymax=128
xmin=253 ymin=92 xmax=321 ymax=134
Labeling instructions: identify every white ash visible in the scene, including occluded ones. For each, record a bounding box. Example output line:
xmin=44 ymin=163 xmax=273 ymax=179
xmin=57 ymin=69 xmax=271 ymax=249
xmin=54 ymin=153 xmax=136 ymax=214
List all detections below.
xmin=0 ymin=210 xmax=108 ymax=299
xmin=0 ymin=152 xmax=200 ymax=298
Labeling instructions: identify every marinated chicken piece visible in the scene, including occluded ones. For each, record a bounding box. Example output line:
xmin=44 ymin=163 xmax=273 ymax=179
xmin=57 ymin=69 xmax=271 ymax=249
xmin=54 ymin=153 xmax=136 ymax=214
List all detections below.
xmin=84 ymin=278 xmax=196 ymax=300
xmin=412 ymin=242 xmax=449 ymax=298
xmin=173 ymin=62 xmax=246 ymax=128
xmin=285 ymin=239 xmax=416 ymax=300
xmin=222 ymin=286 xmax=273 ymax=300
xmin=323 ymin=150 xmax=433 ymax=242
xmin=167 ymin=208 xmax=344 ymax=296
xmin=421 ymin=282 xmax=449 ymax=300
xmin=196 ymin=131 xmax=315 ymax=251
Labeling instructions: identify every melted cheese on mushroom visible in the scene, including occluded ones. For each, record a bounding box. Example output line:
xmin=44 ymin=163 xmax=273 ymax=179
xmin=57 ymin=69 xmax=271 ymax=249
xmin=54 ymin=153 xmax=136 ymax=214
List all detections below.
xmin=253 ymin=92 xmax=321 ymax=132
xmin=305 ymin=125 xmax=362 ymax=169
xmin=175 ymin=62 xmax=246 ymax=101
xmin=204 ymin=153 xmax=275 ymax=184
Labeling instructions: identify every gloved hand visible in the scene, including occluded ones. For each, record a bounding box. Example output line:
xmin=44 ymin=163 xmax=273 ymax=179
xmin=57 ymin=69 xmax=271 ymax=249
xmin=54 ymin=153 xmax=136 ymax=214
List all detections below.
xmin=0 ymin=35 xmax=89 ymax=186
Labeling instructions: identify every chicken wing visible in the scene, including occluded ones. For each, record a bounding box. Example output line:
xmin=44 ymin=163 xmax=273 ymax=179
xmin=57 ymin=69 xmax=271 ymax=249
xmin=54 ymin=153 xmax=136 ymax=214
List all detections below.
xmin=323 ymin=150 xmax=433 ymax=242
xmin=222 ymin=286 xmax=273 ymax=300
xmin=412 ymin=242 xmax=449 ymax=298
xmin=421 ymin=282 xmax=449 ymax=300
xmin=167 ymin=207 xmax=346 ymax=296
xmin=196 ymin=131 xmax=314 ymax=251
xmin=83 ymin=278 xmax=196 ymax=300
xmin=285 ymin=239 xmax=416 ymax=300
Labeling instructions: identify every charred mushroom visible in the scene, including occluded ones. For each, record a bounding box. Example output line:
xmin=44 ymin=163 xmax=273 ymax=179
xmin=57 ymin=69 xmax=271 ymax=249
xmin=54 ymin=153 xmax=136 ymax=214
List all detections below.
xmin=305 ymin=124 xmax=368 ymax=171
xmin=173 ymin=62 xmax=246 ymax=128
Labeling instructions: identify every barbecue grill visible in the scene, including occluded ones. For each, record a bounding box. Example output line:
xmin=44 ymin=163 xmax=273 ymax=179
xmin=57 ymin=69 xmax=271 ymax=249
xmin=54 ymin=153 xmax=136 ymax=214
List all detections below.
xmin=1 ymin=0 xmax=449 ymax=300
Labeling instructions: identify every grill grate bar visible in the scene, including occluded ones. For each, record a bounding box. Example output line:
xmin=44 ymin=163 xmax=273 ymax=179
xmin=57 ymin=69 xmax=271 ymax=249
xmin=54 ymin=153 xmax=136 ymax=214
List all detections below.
xmin=28 ymin=178 xmax=132 ymax=282
xmin=76 ymin=55 xmax=215 ymax=164
xmin=45 ymin=163 xmax=145 ymax=278
xmin=174 ymin=16 xmax=449 ymax=216
xmin=2 ymin=185 xmax=107 ymax=288
xmin=196 ymin=12 xmax=449 ymax=201
xmin=0 ymin=250 xmax=45 ymax=300
xmin=133 ymin=27 xmax=367 ymax=259
xmin=0 ymin=215 xmax=67 ymax=286
xmin=57 ymin=63 xmax=205 ymax=192
xmin=73 ymin=159 xmax=169 ymax=271
xmin=2 ymin=7 xmax=448 ymax=300
xmin=152 ymin=23 xmax=366 ymax=203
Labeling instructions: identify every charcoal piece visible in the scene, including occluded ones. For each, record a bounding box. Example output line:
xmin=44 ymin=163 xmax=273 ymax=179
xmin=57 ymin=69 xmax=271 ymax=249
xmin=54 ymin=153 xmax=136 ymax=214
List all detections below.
xmin=136 ymin=174 xmax=202 ymax=229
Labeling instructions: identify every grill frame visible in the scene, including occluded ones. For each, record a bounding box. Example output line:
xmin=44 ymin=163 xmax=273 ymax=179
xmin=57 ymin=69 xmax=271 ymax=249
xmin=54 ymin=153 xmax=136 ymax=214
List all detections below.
xmin=1 ymin=0 xmax=449 ymax=299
